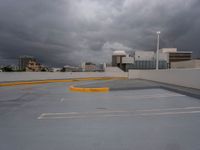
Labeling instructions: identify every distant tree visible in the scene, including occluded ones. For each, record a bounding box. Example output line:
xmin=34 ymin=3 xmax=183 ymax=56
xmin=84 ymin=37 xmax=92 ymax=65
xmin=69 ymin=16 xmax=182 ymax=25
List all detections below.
xmin=2 ymin=66 xmax=14 ymax=72
xmin=60 ymin=68 xmax=65 ymax=72
xmin=41 ymin=68 xmax=46 ymax=72
xmin=16 ymin=69 xmax=25 ymax=72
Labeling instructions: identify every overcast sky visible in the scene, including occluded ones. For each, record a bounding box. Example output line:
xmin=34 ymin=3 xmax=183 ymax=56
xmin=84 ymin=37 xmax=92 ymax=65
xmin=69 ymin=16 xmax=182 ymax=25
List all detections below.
xmin=0 ymin=0 xmax=200 ymax=66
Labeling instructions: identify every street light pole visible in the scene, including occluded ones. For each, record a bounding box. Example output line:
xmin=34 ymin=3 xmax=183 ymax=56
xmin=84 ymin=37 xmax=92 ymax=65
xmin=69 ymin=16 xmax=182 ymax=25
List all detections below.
xmin=156 ymin=31 xmax=161 ymax=70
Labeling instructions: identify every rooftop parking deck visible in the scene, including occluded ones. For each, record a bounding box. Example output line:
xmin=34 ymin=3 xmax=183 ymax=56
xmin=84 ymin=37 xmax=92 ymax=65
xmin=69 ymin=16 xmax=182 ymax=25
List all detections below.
xmin=0 ymin=79 xmax=200 ymax=150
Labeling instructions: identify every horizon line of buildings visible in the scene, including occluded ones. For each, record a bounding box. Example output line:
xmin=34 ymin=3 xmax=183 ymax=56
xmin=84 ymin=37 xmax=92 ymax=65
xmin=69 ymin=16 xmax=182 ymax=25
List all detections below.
xmin=1 ymin=48 xmax=200 ymax=72
xmin=1 ymin=56 xmax=105 ymax=72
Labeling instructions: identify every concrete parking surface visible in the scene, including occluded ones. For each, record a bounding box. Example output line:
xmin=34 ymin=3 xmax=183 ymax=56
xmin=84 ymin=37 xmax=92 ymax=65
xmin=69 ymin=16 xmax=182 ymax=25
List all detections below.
xmin=1 ymin=79 xmax=200 ymax=150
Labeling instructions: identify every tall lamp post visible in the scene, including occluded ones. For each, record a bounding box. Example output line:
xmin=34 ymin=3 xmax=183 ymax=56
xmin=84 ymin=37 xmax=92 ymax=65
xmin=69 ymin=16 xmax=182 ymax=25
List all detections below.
xmin=156 ymin=31 xmax=161 ymax=70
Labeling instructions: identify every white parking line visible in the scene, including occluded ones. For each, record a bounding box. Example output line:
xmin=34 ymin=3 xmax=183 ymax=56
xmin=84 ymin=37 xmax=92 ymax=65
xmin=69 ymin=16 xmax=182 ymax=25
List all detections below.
xmin=38 ymin=106 xmax=200 ymax=120
xmin=132 ymin=93 xmax=185 ymax=99
xmin=38 ymin=111 xmax=200 ymax=119
xmin=136 ymin=106 xmax=200 ymax=112
xmin=37 ymin=113 xmax=45 ymax=119
xmin=138 ymin=110 xmax=200 ymax=116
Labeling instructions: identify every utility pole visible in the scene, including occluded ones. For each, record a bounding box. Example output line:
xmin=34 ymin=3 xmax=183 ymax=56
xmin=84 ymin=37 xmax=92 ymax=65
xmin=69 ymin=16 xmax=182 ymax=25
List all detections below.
xmin=156 ymin=31 xmax=161 ymax=70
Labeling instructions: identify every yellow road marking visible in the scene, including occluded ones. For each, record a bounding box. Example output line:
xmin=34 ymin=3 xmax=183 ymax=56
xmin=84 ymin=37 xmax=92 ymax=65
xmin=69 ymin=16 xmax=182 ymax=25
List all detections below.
xmin=0 ymin=77 xmax=123 ymax=87
xmin=69 ymin=85 xmax=109 ymax=93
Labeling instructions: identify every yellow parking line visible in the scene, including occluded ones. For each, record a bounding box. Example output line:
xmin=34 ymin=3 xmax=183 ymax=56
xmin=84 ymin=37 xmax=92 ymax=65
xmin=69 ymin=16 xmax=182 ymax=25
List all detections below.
xmin=69 ymin=85 xmax=109 ymax=93
xmin=0 ymin=77 xmax=122 ymax=87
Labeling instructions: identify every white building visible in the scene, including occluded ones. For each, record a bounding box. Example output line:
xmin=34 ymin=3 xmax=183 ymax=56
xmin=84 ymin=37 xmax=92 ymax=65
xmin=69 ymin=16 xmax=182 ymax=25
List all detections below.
xmin=112 ymin=50 xmax=127 ymax=68
xmin=159 ymin=48 xmax=177 ymax=53
xmin=50 ymin=68 xmax=62 ymax=72
xmin=122 ymin=57 xmax=134 ymax=64
xmin=158 ymin=52 xmax=169 ymax=63
xmin=134 ymin=51 xmax=155 ymax=61
xmin=111 ymin=48 xmax=193 ymax=70
xmin=159 ymin=48 xmax=192 ymax=68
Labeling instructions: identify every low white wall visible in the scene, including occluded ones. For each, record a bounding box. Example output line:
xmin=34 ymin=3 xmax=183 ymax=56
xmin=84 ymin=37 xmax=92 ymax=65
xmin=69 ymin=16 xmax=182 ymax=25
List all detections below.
xmin=127 ymin=70 xmax=140 ymax=79
xmin=2 ymin=70 xmax=199 ymax=89
xmin=0 ymin=72 xmax=128 ymax=82
xmin=129 ymin=69 xmax=200 ymax=89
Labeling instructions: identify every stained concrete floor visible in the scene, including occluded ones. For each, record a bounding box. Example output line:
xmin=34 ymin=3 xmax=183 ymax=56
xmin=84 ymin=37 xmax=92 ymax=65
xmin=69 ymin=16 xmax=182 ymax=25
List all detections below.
xmin=0 ymin=79 xmax=200 ymax=150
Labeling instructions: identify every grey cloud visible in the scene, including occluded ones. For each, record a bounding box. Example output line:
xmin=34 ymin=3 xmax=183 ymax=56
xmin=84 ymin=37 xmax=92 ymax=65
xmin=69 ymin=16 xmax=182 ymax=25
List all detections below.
xmin=0 ymin=0 xmax=200 ymax=66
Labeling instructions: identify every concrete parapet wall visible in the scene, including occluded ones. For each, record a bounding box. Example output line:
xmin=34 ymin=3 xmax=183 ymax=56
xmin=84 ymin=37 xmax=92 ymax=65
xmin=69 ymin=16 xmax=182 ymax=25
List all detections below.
xmin=105 ymin=72 xmax=128 ymax=78
xmin=0 ymin=72 xmax=128 ymax=82
xmin=129 ymin=69 xmax=200 ymax=89
xmin=1 ymin=70 xmax=199 ymax=90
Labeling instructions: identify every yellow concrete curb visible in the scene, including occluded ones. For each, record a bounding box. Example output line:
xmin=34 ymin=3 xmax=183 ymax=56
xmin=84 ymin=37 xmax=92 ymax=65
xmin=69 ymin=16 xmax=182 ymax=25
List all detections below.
xmin=69 ymin=85 xmax=110 ymax=93
xmin=0 ymin=77 xmax=120 ymax=87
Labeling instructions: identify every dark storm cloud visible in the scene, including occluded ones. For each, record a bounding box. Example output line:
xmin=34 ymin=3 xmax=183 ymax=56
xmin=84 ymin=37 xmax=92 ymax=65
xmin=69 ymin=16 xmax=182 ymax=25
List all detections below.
xmin=0 ymin=0 xmax=200 ymax=66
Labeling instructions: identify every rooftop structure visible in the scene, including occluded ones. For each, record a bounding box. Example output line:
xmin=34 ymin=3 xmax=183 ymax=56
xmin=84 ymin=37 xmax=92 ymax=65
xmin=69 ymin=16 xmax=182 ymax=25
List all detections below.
xmin=112 ymin=50 xmax=126 ymax=56
xmin=112 ymin=51 xmax=127 ymax=70
xmin=159 ymin=48 xmax=177 ymax=53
